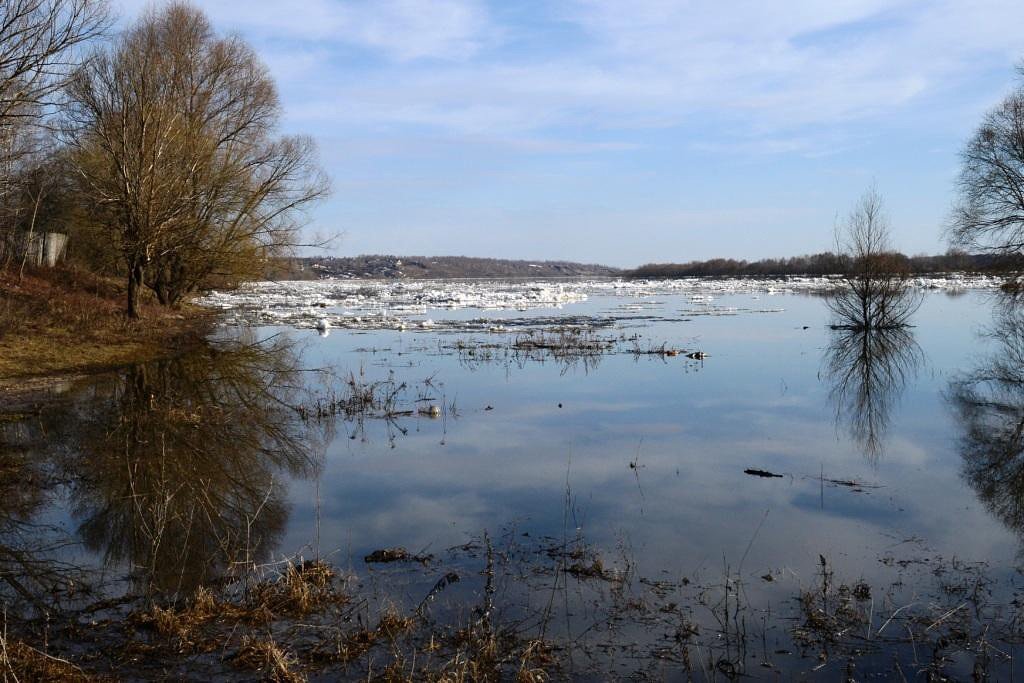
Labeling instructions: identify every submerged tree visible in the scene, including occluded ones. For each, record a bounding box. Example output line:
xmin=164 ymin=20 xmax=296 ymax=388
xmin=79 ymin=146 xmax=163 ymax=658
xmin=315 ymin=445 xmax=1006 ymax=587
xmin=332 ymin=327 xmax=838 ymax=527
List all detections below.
xmin=950 ymin=66 xmax=1024 ymax=271
xmin=828 ymin=186 xmax=922 ymax=331
xmin=64 ymin=2 xmax=328 ymax=317
xmin=823 ymin=187 xmax=922 ymax=461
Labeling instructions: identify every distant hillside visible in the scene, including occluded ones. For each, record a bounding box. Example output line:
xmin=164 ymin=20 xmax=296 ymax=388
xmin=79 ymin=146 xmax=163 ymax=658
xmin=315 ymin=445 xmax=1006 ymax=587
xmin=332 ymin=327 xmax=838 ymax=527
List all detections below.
xmin=273 ymin=255 xmax=621 ymax=280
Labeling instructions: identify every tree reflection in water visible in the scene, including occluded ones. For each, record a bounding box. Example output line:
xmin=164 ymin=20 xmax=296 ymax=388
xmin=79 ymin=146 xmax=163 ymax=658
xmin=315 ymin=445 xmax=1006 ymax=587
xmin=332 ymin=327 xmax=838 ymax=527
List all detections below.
xmin=0 ymin=333 xmax=323 ymax=606
xmin=823 ymin=282 xmax=921 ymax=463
xmin=948 ymin=306 xmax=1024 ymax=540
xmin=0 ymin=400 xmax=85 ymax=613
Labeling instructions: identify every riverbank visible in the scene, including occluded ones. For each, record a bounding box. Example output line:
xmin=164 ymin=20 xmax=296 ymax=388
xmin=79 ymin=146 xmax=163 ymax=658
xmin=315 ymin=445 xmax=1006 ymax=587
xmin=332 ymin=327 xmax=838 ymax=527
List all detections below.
xmin=0 ymin=267 xmax=213 ymax=391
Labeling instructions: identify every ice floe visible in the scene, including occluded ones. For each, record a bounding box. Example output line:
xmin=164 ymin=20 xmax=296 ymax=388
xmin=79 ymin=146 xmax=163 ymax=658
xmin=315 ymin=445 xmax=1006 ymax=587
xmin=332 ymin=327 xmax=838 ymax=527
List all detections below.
xmin=196 ymin=274 xmax=1003 ymax=331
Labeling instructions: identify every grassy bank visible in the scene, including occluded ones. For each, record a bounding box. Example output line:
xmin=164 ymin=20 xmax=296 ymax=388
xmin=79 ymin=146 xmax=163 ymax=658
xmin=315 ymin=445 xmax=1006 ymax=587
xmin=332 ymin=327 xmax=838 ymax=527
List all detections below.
xmin=0 ymin=266 xmax=212 ymax=387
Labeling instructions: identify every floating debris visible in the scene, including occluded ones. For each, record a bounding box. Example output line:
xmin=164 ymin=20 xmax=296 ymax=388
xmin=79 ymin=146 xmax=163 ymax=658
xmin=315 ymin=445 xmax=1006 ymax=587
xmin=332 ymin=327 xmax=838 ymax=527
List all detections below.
xmin=744 ymin=468 xmax=784 ymax=478
xmin=364 ymin=547 xmax=433 ymax=564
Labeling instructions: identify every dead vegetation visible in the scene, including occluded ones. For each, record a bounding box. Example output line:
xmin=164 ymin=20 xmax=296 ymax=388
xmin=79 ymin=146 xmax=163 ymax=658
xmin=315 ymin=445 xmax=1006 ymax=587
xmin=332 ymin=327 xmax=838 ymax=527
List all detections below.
xmin=295 ymin=368 xmax=455 ymax=446
xmin=511 ymin=329 xmax=613 ymax=354
xmin=439 ymin=329 xmax=695 ymax=375
xmin=299 ymin=370 xmax=450 ymax=421
xmin=249 ymin=560 xmax=343 ymax=616
xmin=2 ymin=529 xmax=1023 ymax=681
xmin=364 ymin=547 xmax=433 ymax=565
xmin=793 ymin=556 xmax=870 ymax=648
xmin=0 ymin=636 xmax=98 ymax=682
xmin=129 ymin=558 xmax=347 ymax=650
xmin=2 ymin=352 xmax=1021 ymax=679
xmin=301 ymin=370 xmax=408 ymax=420
xmin=231 ymin=635 xmax=306 ymax=682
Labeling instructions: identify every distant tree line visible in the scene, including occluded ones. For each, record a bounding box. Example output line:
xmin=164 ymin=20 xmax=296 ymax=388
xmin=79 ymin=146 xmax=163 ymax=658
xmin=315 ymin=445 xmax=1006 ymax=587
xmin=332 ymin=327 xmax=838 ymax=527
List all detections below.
xmin=265 ymin=250 xmax=1007 ymax=282
xmin=627 ymin=250 xmax=1008 ymax=279
xmin=0 ymin=1 xmax=328 ymax=318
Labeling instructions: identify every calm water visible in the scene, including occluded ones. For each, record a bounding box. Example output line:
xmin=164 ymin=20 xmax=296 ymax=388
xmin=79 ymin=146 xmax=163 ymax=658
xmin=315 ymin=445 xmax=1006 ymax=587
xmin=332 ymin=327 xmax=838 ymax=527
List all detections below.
xmin=5 ymin=285 xmax=1024 ymax=679
xmin=291 ymin=290 xmax=1012 ymax=575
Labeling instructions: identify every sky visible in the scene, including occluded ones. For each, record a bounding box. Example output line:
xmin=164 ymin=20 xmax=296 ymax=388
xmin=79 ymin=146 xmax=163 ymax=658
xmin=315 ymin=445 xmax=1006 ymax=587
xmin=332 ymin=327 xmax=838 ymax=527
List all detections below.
xmin=113 ymin=0 xmax=1024 ymax=267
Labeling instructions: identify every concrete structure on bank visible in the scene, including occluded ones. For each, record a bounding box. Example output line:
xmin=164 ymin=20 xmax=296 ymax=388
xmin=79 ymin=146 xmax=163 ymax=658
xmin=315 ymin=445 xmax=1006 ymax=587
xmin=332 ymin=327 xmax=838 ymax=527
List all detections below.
xmin=2 ymin=232 xmax=68 ymax=267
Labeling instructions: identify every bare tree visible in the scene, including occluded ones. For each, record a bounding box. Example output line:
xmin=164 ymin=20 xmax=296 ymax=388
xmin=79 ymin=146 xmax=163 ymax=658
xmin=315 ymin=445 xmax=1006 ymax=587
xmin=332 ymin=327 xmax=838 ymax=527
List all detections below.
xmin=828 ymin=186 xmax=921 ymax=331
xmin=823 ymin=188 xmax=923 ymax=463
xmin=0 ymin=0 xmax=109 ymax=266
xmin=950 ymin=67 xmax=1024 ymax=266
xmin=64 ymin=3 xmax=328 ymax=317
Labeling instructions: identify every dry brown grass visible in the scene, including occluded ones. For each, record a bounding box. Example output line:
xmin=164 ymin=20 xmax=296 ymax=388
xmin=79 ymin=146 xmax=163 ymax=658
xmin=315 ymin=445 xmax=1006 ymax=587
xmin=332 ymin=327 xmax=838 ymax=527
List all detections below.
xmin=307 ymin=604 xmax=415 ymax=667
xmin=131 ymin=560 xmax=345 ymax=656
xmin=376 ymin=607 xmax=415 ymax=638
xmin=0 ymin=265 xmax=211 ymax=383
xmin=372 ymin=632 xmax=553 ymax=683
xmin=130 ymin=586 xmax=236 ymax=654
xmin=247 ymin=559 xmax=344 ymax=616
xmin=794 ymin=581 xmax=868 ymax=646
xmin=231 ymin=635 xmax=306 ymax=683
xmin=0 ymin=637 xmax=100 ymax=682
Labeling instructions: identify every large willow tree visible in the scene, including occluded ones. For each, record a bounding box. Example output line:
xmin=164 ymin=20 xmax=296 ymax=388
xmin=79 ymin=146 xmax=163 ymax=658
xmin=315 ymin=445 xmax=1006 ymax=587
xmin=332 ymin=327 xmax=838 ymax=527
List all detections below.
xmin=64 ymin=3 xmax=328 ymax=317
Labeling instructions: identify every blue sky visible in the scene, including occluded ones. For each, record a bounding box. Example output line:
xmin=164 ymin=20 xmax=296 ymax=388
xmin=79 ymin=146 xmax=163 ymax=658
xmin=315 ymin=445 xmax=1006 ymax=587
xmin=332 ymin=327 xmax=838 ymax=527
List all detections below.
xmin=116 ymin=0 xmax=1024 ymax=267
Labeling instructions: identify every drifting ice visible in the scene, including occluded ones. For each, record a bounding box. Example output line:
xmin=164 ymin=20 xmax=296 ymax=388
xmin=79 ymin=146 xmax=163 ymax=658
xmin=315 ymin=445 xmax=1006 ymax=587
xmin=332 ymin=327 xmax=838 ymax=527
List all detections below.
xmin=196 ymin=275 xmax=1002 ymax=332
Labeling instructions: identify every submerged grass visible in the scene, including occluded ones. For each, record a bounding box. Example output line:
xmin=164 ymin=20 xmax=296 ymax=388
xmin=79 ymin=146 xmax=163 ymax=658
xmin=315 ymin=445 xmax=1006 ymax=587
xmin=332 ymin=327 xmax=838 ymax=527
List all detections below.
xmin=440 ymin=329 xmax=694 ymax=376
xmin=231 ymin=635 xmax=306 ymax=683
xmin=0 ymin=636 xmax=99 ymax=682
xmin=3 ymin=533 xmax=1022 ymax=680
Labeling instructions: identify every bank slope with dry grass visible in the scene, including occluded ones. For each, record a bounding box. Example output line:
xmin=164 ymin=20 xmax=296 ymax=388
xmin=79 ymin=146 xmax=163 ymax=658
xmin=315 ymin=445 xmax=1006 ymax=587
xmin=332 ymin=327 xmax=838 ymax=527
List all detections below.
xmin=0 ymin=266 xmax=212 ymax=387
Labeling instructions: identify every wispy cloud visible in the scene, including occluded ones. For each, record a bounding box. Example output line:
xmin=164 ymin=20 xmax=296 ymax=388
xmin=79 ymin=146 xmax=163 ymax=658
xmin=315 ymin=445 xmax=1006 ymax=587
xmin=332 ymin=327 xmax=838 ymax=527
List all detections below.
xmin=110 ymin=0 xmax=1024 ymax=260
xmin=116 ymin=0 xmax=1024 ymax=151
xmin=117 ymin=0 xmax=494 ymax=61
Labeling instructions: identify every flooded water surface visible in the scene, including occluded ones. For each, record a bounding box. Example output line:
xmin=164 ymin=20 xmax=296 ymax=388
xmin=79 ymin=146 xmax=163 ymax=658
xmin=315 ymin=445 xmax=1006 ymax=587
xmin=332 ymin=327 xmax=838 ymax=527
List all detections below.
xmin=4 ymin=280 xmax=1024 ymax=680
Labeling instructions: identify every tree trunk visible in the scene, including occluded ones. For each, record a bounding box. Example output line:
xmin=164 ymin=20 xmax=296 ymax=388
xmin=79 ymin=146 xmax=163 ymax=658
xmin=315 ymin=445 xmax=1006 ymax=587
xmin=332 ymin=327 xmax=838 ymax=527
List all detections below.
xmin=154 ymin=279 xmax=169 ymax=306
xmin=127 ymin=260 xmax=145 ymax=319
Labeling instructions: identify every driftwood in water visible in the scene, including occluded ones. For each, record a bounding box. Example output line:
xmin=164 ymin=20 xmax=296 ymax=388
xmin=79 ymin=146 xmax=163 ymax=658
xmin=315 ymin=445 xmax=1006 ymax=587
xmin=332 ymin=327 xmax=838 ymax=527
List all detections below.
xmin=744 ymin=468 xmax=783 ymax=478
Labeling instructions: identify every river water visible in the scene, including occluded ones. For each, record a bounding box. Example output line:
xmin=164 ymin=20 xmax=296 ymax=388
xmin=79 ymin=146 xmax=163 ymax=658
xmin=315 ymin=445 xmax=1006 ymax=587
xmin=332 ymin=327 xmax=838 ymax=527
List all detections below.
xmin=4 ymin=281 xmax=1022 ymax=680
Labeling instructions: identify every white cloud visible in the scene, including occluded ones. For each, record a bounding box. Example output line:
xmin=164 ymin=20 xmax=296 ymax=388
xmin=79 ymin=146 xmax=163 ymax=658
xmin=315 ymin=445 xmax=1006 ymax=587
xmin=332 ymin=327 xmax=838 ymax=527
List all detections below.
xmin=116 ymin=0 xmax=1024 ymax=154
xmin=558 ymin=0 xmax=1021 ymax=128
xmin=116 ymin=0 xmax=493 ymax=61
xmin=344 ymin=0 xmax=491 ymax=61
